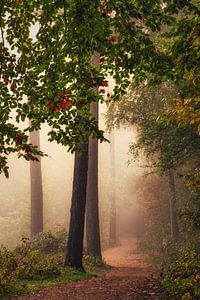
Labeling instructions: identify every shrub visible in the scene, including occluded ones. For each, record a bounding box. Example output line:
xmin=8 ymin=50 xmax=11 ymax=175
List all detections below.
xmin=161 ymin=244 xmax=200 ymax=300
xmin=16 ymin=229 xmax=68 ymax=254
xmin=16 ymin=250 xmax=63 ymax=280
xmin=0 ymin=230 xmax=103 ymax=297
xmin=0 ymin=247 xmax=18 ymax=296
xmin=83 ymin=254 xmax=104 ymax=270
xmin=0 ymin=230 xmax=67 ymax=296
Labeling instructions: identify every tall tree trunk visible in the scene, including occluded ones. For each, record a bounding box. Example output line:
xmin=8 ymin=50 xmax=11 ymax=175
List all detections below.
xmin=86 ymin=102 xmax=102 ymax=258
xmin=168 ymin=171 xmax=180 ymax=240
xmin=109 ymin=130 xmax=117 ymax=246
xmin=30 ymin=130 xmax=43 ymax=238
xmin=65 ymin=143 xmax=89 ymax=272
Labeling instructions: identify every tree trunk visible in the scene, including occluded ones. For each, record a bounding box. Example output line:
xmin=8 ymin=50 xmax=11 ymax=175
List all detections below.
xmin=65 ymin=143 xmax=89 ymax=272
xmin=86 ymin=102 xmax=102 ymax=258
xmin=30 ymin=130 xmax=43 ymax=238
xmin=109 ymin=131 xmax=117 ymax=246
xmin=168 ymin=171 xmax=180 ymax=240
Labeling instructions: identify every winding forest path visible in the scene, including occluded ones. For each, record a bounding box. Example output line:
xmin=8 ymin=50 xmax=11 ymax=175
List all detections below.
xmin=14 ymin=237 xmax=161 ymax=300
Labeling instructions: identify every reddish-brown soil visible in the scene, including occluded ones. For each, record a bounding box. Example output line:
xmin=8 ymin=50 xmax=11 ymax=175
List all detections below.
xmin=11 ymin=237 xmax=161 ymax=300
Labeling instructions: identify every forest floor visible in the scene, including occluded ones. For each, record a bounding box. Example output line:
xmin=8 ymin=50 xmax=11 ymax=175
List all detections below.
xmin=11 ymin=237 xmax=161 ymax=300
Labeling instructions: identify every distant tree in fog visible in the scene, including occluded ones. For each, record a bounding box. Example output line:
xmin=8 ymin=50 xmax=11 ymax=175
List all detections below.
xmin=106 ymin=82 xmax=200 ymax=240
xmin=109 ymin=130 xmax=117 ymax=246
xmin=168 ymin=171 xmax=179 ymax=239
xmin=30 ymin=130 xmax=43 ymax=238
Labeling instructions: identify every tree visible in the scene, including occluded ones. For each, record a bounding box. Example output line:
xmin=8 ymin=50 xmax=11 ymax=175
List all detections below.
xmin=86 ymin=102 xmax=102 ymax=258
xmin=107 ymin=81 xmax=200 ymax=172
xmin=106 ymin=81 xmax=200 ymax=239
xmin=109 ymin=130 xmax=117 ymax=246
xmin=168 ymin=171 xmax=179 ymax=239
xmin=134 ymin=174 xmax=172 ymax=250
xmin=65 ymin=143 xmax=88 ymax=271
xmin=30 ymin=129 xmax=43 ymax=238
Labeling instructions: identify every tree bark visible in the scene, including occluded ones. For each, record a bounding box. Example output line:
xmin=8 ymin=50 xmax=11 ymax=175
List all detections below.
xmin=168 ymin=171 xmax=180 ymax=240
xmin=30 ymin=130 xmax=43 ymax=238
xmin=86 ymin=102 xmax=102 ymax=258
xmin=65 ymin=143 xmax=89 ymax=272
xmin=109 ymin=131 xmax=117 ymax=246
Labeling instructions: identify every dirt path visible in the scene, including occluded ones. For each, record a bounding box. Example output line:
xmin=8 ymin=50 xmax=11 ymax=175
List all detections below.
xmin=12 ymin=237 xmax=161 ymax=300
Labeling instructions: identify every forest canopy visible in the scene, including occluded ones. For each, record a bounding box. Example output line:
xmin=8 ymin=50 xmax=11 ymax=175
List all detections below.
xmin=0 ymin=0 xmax=199 ymax=176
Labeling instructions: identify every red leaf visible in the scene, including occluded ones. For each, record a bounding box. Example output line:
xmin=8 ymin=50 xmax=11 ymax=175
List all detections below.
xmin=99 ymin=89 xmax=106 ymax=94
xmin=108 ymin=35 xmax=117 ymax=44
xmin=10 ymin=82 xmax=17 ymax=91
xmin=3 ymin=77 xmax=9 ymax=86
xmin=99 ymin=56 xmax=105 ymax=64
xmin=103 ymin=80 xmax=109 ymax=87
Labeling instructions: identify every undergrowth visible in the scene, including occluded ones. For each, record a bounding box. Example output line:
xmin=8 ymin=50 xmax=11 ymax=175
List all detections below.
xmin=138 ymin=236 xmax=200 ymax=300
xmin=0 ymin=230 xmax=104 ymax=298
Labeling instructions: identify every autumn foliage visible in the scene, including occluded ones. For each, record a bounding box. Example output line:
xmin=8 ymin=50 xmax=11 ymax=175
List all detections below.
xmin=48 ymin=90 xmax=72 ymax=113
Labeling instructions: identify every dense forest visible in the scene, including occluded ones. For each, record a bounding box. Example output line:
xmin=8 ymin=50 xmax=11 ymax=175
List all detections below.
xmin=0 ymin=0 xmax=199 ymax=299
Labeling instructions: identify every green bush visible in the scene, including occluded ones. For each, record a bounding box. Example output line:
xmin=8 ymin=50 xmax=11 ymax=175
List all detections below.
xmin=16 ymin=230 xmax=68 ymax=254
xmin=83 ymin=254 xmax=104 ymax=270
xmin=0 ymin=230 xmax=67 ymax=296
xmin=161 ymin=244 xmax=200 ymax=300
xmin=14 ymin=230 xmax=68 ymax=280
xmin=16 ymin=250 xmax=63 ymax=280
xmin=138 ymin=233 xmax=200 ymax=299
xmin=0 ymin=246 xmax=19 ymax=296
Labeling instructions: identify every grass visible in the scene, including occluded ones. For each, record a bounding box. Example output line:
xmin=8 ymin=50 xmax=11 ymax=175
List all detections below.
xmin=19 ymin=271 xmax=96 ymax=293
xmin=1 ymin=264 xmax=107 ymax=299
xmin=2 ymin=268 xmax=102 ymax=299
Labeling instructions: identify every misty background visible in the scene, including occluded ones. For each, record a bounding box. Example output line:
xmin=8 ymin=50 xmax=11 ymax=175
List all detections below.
xmin=0 ymin=104 xmax=143 ymax=247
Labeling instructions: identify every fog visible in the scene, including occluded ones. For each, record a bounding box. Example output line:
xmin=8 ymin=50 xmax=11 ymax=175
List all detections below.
xmin=0 ymin=104 xmax=143 ymax=248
